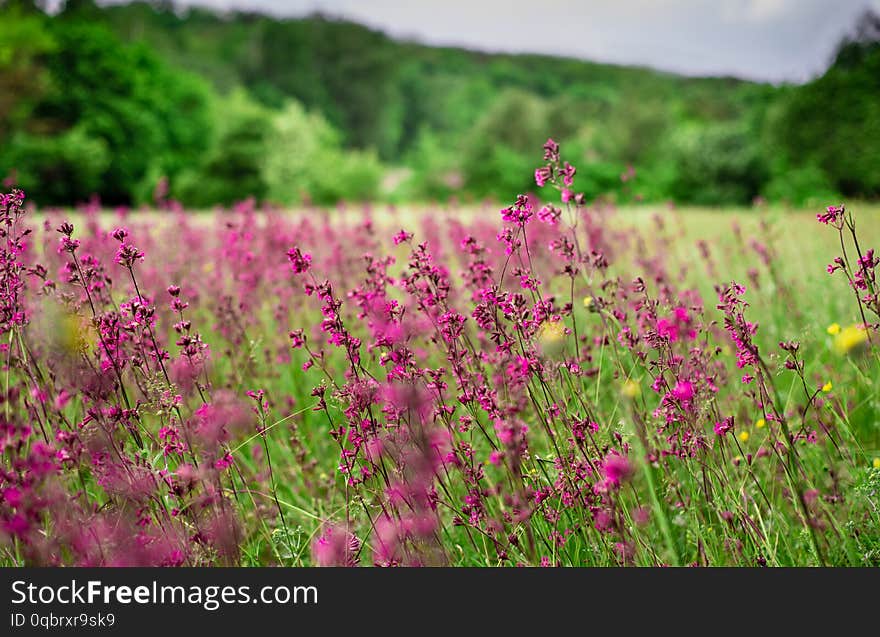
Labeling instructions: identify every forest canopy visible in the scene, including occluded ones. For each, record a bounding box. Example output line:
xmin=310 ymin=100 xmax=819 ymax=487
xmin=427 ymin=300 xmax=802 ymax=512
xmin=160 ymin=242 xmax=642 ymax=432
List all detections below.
xmin=1 ymin=0 xmax=878 ymax=207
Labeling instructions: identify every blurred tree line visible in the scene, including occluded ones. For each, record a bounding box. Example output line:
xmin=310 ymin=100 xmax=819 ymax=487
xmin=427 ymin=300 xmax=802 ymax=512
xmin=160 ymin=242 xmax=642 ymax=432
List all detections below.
xmin=1 ymin=0 xmax=878 ymax=207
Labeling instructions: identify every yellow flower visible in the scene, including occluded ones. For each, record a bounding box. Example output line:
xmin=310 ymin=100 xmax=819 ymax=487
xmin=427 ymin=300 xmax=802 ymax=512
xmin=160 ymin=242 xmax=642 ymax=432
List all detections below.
xmin=833 ymin=324 xmax=869 ymax=355
xmin=821 ymin=381 xmax=832 ymax=393
xmin=537 ymin=320 xmax=566 ymax=356
xmin=538 ymin=320 xmax=565 ymax=344
xmin=755 ymin=418 xmax=766 ymax=429
xmin=826 ymin=323 xmax=841 ymax=335
xmin=621 ymin=379 xmax=641 ymax=399
xmin=58 ymin=312 xmax=97 ymax=355
xmin=583 ymin=295 xmax=598 ymax=313
xmin=873 ymin=457 xmax=880 ymax=469
xmin=739 ymin=431 xmax=750 ymax=443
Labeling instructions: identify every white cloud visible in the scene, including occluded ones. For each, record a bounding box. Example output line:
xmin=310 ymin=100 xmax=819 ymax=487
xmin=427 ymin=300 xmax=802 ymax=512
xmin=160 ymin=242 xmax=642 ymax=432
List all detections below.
xmin=90 ymin=0 xmax=878 ymax=82
xmin=743 ymin=0 xmax=792 ymax=22
xmin=720 ymin=0 xmax=797 ymax=23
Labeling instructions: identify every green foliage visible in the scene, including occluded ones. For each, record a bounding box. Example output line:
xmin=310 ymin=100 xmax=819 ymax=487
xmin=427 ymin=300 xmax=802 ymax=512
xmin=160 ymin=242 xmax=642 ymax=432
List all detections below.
xmin=772 ymin=43 xmax=880 ymax=198
xmin=590 ymin=93 xmax=670 ymax=164
xmin=0 ymin=126 xmax=109 ymax=202
xmin=83 ymin=2 xmax=779 ymax=204
xmin=0 ymin=7 xmax=56 ymax=139
xmin=573 ymin=160 xmax=631 ymax=202
xmin=249 ymin=17 xmax=401 ymax=155
xmin=310 ymin=149 xmax=383 ymax=205
xmin=666 ymin=121 xmax=768 ymax=205
xmin=263 ymin=100 xmax=382 ymax=205
xmin=461 ymin=89 xmax=550 ymax=198
xmin=0 ymin=9 xmax=213 ymax=205
xmin=1 ymin=3 xmax=879 ymax=207
xmin=173 ymin=90 xmax=271 ymax=207
xmin=262 ymin=101 xmax=337 ymax=204
xmin=396 ymin=130 xmax=461 ymax=201
xmin=762 ymin=162 xmax=839 ymax=207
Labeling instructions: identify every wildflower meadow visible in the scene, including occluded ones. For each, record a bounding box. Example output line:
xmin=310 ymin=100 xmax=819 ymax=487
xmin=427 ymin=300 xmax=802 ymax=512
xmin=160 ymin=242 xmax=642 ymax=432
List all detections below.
xmin=1 ymin=140 xmax=879 ymax=568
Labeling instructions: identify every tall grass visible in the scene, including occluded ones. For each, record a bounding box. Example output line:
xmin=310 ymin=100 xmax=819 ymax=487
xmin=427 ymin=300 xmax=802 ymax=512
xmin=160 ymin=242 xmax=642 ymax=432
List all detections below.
xmin=1 ymin=144 xmax=879 ymax=566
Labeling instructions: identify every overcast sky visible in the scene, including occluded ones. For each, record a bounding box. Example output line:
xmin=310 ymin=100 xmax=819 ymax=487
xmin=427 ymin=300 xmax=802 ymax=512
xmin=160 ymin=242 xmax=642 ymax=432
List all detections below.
xmin=102 ymin=0 xmax=880 ymax=82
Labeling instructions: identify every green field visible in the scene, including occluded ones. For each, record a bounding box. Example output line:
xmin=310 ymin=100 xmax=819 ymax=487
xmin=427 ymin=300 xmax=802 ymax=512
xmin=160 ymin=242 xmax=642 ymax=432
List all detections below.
xmin=6 ymin=195 xmax=878 ymax=567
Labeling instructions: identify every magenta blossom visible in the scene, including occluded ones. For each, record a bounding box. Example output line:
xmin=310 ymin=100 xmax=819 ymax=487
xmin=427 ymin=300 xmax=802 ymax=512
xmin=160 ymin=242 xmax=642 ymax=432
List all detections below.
xmin=596 ymin=452 xmax=634 ymax=492
xmin=501 ymin=195 xmax=533 ymax=224
xmin=535 ymin=166 xmax=552 ymax=187
xmin=312 ymin=525 xmax=360 ymax=567
xmin=671 ymin=380 xmax=694 ymax=402
xmin=542 ymin=138 xmax=559 ymax=162
xmin=287 ymin=247 xmax=312 ymax=274
xmin=114 ymin=242 xmax=145 ymax=267
xmin=817 ymin=204 xmax=844 ymax=225
xmin=392 ymin=229 xmax=413 ymax=245
xmin=560 ymin=162 xmax=576 ymax=187
xmin=714 ymin=416 xmax=734 ymax=436
xmin=656 ymin=306 xmax=697 ymax=342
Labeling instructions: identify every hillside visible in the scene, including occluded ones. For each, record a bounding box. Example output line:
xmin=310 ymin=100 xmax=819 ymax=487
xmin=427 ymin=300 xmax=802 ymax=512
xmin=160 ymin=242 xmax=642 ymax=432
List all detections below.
xmin=1 ymin=1 xmax=877 ymax=206
xmin=92 ymin=2 xmax=763 ymax=156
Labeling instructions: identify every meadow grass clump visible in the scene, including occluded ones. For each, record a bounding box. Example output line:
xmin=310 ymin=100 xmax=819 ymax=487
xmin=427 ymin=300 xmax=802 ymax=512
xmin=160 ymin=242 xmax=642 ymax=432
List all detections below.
xmin=1 ymin=144 xmax=879 ymax=567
